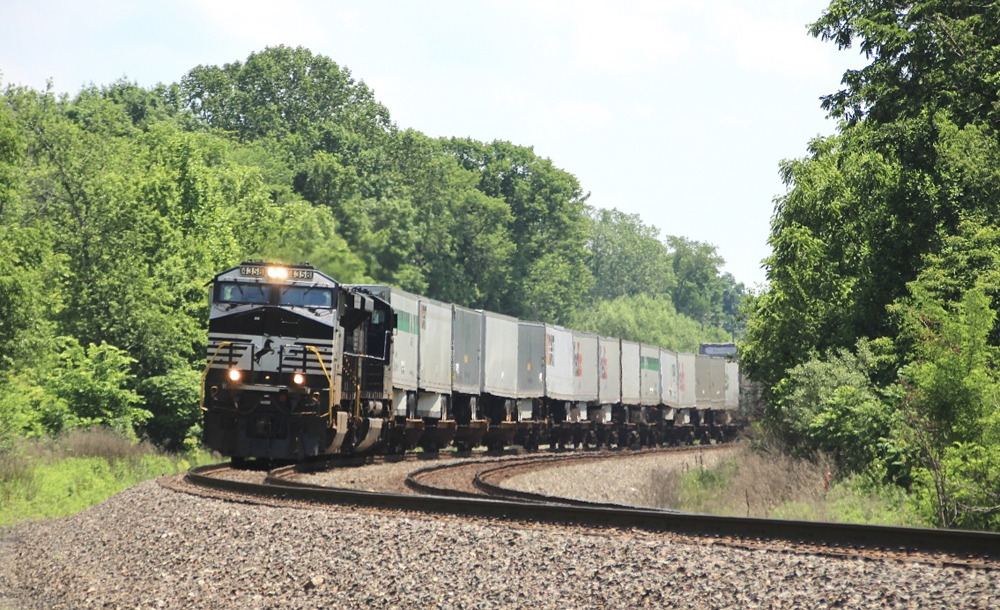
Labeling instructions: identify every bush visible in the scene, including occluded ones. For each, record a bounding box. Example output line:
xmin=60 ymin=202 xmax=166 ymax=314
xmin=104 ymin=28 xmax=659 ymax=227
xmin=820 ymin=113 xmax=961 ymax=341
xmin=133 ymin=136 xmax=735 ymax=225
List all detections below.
xmin=139 ymin=365 xmax=202 ymax=450
xmin=0 ymin=338 xmax=152 ymax=444
xmin=768 ymin=338 xmax=896 ymax=475
xmin=50 ymin=338 xmax=150 ymax=436
xmin=893 ymin=288 xmax=1000 ymax=529
xmin=770 ymin=342 xmax=874 ymax=449
xmin=0 ymin=370 xmax=68 ymax=448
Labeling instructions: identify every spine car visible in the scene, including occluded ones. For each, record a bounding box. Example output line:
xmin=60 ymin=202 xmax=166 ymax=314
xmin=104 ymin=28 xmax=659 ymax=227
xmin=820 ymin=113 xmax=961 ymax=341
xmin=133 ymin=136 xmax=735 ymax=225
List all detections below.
xmin=201 ymin=261 xmax=741 ymax=460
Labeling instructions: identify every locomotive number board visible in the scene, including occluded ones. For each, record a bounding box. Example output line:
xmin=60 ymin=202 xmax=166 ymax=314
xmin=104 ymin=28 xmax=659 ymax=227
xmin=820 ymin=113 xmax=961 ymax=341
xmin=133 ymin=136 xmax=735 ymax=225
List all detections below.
xmin=240 ymin=265 xmax=266 ymax=277
xmin=239 ymin=266 xmax=314 ymax=280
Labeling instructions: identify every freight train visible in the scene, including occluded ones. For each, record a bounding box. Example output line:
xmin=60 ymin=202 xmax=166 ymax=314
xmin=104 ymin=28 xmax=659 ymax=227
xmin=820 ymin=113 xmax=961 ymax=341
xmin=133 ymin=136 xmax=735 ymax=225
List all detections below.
xmin=201 ymin=261 xmax=741 ymax=460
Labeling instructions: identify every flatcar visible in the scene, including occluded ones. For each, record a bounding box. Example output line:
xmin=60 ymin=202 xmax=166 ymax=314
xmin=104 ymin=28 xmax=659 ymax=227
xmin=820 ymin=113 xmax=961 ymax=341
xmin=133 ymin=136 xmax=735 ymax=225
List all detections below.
xmin=201 ymin=261 xmax=741 ymax=460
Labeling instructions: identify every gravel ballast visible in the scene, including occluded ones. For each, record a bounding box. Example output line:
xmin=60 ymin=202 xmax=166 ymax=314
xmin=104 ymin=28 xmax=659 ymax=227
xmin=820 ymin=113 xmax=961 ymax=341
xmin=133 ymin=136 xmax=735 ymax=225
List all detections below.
xmin=302 ymin=455 xmax=472 ymax=494
xmin=1 ymin=478 xmax=996 ymax=608
xmin=500 ymin=448 xmax=737 ymax=507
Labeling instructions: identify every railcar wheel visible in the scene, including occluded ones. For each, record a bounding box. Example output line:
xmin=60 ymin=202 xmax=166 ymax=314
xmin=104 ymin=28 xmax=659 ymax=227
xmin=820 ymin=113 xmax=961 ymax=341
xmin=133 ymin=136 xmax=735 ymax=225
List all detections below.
xmin=523 ymin=432 xmax=539 ymax=453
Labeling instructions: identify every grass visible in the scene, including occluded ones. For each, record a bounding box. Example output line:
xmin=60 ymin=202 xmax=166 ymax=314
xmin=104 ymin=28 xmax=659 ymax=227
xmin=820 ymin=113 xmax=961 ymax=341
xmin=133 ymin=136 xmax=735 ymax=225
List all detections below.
xmin=649 ymin=443 xmax=927 ymax=527
xmin=0 ymin=428 xmax=216 ymax=526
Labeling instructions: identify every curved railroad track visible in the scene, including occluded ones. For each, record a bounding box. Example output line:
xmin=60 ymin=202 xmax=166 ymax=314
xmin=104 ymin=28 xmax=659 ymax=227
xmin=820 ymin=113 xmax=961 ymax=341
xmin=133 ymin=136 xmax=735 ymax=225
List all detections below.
xmin=179 ymin=449 xmax=1000 ymax=570
xmin=404 ymin=445 xmax=715 ymax=508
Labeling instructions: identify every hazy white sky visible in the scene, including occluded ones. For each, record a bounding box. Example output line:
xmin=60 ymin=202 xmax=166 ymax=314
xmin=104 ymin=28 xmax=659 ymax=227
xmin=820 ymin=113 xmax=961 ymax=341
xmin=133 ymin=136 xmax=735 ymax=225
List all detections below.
xmin=1 ymin=0 xmax=865 ymax=287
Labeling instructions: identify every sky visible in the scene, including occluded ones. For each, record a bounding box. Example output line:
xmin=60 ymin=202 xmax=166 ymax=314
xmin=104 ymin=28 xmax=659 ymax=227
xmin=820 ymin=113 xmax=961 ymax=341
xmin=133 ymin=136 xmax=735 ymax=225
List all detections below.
xmin=0 ymin=0 xmax=866 ymax=287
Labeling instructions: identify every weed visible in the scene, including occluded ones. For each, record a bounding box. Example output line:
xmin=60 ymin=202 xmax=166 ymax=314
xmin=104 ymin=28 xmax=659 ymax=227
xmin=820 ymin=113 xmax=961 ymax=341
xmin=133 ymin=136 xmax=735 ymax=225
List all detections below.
xmin=0 ymin=427 xmax=215 ymax=525
xmin=649 ymin=444 xmax=922 ymax=526
xmin=0 ymin=450 xmax=36 ymax=505
xmin=62 ymin=427 xmax=153 ymax=465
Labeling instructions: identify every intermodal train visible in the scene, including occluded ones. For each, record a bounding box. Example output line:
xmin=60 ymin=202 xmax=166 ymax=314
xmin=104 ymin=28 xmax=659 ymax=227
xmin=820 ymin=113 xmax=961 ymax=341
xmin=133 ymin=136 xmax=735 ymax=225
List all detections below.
xmin=201 ymin=261 xmax=741 ymax=460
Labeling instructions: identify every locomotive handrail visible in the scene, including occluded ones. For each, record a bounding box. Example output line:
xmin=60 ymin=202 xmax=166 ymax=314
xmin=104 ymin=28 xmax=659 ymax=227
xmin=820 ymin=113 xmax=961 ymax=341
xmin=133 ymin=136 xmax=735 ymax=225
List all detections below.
xmin=200 ymin=341 xmax=233 ymax=411
xmin=305 ymin=344 xmax=335 ymax=422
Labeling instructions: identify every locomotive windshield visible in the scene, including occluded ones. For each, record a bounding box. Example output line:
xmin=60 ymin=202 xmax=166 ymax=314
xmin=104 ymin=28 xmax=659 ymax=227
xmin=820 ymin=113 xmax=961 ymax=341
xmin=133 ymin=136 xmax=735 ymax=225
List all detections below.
xmin=278 ymin=286 xmax=335 ymax=308
xmin=215 ymin=281 xmax=335 ymax=308
xmin=217 ymin=282 xmax=269 ymax=304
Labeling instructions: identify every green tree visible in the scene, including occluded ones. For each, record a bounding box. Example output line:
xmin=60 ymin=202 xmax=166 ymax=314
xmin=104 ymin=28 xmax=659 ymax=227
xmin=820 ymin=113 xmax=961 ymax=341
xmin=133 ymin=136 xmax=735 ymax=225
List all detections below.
xmin=571 ymin=293 xmax=729 ymax=352
xmin=586 ymin=207 xmax=674 ymax=301
xmin=745 ymin=1 xmax=1000 ymax=396
xmin=260 ymin=199 xmax=370 ymax=283
xmin=181 ymin=45 xmax=392 ymax=143
xmin=741 ymin=116 xmax=947 ymax=393
xmin=718 ymin=272 xmax=746 ymax=340
xmin=0 ymin=225 xmax=65 ymax=372
xmin=385 ymin=131 xmax=513 ymax=306
xmin=445 ymin=138 xmax=592 ymax=322
xmin=811 ymin=0 xmax=1000 ymax=129
xmin=893 ymin=287 xmax=1000 ymax=528
xmin=0 ymin=98 xmax=21 ymax=216
xmin=666 ymin=236 xmax=726 ymax=322
xmin=4 ymin=84 xmax=290 ymax=447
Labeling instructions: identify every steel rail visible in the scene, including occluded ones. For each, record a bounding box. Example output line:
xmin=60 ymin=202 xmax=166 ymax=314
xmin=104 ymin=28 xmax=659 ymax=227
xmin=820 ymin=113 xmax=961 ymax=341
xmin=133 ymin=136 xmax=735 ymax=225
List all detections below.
xmin=186 ymin=462 xmax=1000 ymax=561
xmin=404 ymin=457 xmax=523 ymax=499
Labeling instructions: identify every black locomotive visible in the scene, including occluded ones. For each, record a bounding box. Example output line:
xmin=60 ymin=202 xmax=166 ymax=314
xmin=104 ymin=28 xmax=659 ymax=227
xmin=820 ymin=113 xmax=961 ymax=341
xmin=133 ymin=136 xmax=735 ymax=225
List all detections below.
xmin=201 ymin=261 xmax=396 ymax=459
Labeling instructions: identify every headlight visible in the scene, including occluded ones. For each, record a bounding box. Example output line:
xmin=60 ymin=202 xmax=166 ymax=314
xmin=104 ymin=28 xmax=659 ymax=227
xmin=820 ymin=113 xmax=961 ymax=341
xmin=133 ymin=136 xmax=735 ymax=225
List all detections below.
xmin=293 ymin=373 xmax=305 ymax=385
xmin=228 ymin=369 xmax=242 ymax=382
xmin=267 ymin=266 xmax=288 ymax=280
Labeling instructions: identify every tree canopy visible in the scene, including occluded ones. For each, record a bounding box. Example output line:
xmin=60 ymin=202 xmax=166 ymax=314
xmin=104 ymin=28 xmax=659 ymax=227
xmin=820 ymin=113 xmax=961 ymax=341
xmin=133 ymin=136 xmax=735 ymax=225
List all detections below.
xmin=0 ymin=46 xmax=740 ymax=451
xmin=743 ymin=0 xmax=1000 ymax=529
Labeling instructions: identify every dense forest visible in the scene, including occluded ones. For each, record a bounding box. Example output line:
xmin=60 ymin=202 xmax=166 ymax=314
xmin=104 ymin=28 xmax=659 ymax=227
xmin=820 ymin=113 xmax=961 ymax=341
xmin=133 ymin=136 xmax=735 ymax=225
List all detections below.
xmin=743 ymin=0 xmax=1000 ymax=529
xmin=0 ymin=46 xmax=742 ymax=453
